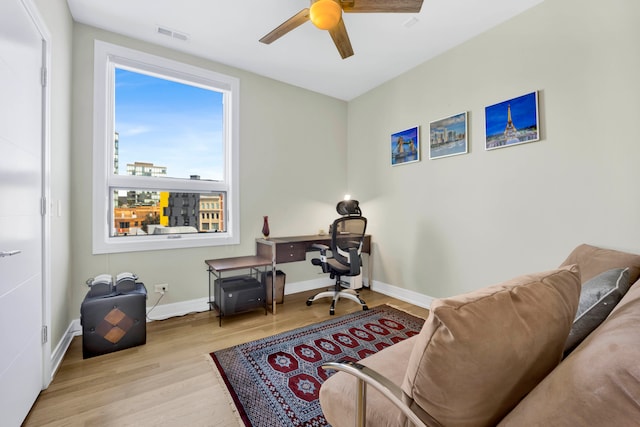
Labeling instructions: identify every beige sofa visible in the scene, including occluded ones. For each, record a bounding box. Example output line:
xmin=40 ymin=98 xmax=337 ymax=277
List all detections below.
xmin=320 ymin=244 xmax=640 ymax=426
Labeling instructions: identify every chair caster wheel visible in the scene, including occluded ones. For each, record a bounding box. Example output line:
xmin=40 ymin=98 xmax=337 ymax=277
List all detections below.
xmin=362 ymin=305 xmax=369 ymax=311
xmin=306 ymin=299 xmax=313 ymax=306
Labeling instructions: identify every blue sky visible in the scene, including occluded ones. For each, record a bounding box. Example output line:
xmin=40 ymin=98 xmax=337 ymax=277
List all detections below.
xmin=392 ymin=126 xmax=419 ymax=148
xmin=485 ymin=92 xmax=538 ymax=137
xmin=430 ymin=112 xmax=466 ymax=136
xmin=115 ymin=68 xmax=224 ymax=180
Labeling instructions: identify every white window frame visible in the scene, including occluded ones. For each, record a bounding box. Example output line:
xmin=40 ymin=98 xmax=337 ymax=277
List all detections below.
xmin=92 ymin=40 xmax=240 ymax=254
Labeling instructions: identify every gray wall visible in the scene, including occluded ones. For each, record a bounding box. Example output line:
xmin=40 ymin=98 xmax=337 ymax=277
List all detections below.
xmin=35 ymin=0 xmax=640 ymax=349
xmin=69 ymin=24 xmax=348 ymax=319
xmin=348 ymin=0 xmax=640 ymax=298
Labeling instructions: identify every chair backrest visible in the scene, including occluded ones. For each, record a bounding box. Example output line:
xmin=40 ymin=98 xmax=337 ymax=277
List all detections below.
xmin=331 ymin=216 xmax=367 ymax=275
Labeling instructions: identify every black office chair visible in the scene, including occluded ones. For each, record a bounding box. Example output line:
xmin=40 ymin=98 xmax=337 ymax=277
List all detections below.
xmin=306 ymin=200 xmax=368 ymax=315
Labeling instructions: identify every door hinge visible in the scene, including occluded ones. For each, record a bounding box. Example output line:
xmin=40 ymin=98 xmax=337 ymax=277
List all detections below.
xmin=41 ymin=67 xmax=47 ymax=87
xmin=42 ymin=325 xmax=48 ymax=344
xmin=41 ymin=197 xmax=46 ymax=216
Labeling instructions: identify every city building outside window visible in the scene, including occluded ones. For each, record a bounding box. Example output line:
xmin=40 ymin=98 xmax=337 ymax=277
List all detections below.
xmin=92 ymin=41 xmax=239 ymax=253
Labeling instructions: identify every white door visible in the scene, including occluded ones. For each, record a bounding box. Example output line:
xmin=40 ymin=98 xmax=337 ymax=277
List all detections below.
xmin=0 ymin=0 xmax=46 ymax=425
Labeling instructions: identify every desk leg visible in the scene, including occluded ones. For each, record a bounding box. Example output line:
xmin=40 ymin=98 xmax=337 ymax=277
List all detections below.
xmin=271 ymin=262 xmax=276 ymax=315
xmin=208 ymin=266 xmax=213 ymax=310
xmin=207 ymin=267 xmax=224 ymax=326
xmin=366 ymin=250 xmax=373 ymax=288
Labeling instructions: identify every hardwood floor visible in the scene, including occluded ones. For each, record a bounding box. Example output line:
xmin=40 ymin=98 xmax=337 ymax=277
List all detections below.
xmin=24 ymin=288 xmax=429 ymax=426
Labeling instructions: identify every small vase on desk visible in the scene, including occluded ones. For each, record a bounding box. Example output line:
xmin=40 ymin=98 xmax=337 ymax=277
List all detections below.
xmin=262 ymin=216 xmax=270 ymax=239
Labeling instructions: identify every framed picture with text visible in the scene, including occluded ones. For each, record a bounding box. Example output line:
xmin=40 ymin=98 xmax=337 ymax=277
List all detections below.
xmin=391 ymin=126 xmax=420 ymax=166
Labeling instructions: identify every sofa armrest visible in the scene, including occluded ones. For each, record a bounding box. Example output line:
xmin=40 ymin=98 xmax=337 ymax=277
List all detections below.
xmin=322 ymin=361 xmax=441 ymax=427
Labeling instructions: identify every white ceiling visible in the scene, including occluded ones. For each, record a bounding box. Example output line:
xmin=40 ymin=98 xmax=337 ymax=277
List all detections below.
xmin=66 ymin=0 xmax=543 ymax=101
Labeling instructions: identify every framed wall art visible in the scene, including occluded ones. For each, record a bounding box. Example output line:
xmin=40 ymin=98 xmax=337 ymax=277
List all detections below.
xmin=391 ymin=126 xmax=420 ymax=166
xmin=429 ymin=112 xmax=468 ymax=160
xmin=485 ymin=91 xmax=539 ymax=150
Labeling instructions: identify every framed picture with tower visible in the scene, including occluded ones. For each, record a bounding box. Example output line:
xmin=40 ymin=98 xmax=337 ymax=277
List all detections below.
xmin=485 ymin=91 xmax=539 ymax=150
xmin=391 ymin=126 xmax=420 ymax=166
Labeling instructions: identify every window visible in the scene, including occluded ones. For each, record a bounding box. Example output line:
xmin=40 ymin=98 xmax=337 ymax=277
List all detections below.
xmin=93 ymin=41 xmax=239 ymax=253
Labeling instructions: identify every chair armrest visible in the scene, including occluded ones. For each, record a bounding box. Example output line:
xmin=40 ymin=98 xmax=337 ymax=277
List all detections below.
xmin=312 ymin=243 xmax=329 ymax=252
xmin=322 ymin=361 xmax=441 ymax=427
xmin=312 ymin=243 xmax=330 ymax=273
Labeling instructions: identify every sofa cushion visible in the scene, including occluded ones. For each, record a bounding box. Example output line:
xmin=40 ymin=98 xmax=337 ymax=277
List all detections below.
xmin=401 ymin=266 xmax=581 ymax=427
xmin=559 ymin=243 xmax=640 ymax=284
xmin=319 ymin=335 xmax=418 ymax=427
xmin=563 ymin=268 xmax=630 ymax=356
xmin=498 ymin=279 xmax=640 ymax=426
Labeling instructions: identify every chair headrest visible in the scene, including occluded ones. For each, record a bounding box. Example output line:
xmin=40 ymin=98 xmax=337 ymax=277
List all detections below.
xmin=336 ymin=199 xmax=361 ymax=216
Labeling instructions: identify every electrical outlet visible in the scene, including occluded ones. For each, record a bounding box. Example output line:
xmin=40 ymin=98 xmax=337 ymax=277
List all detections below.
xmin=154 ymin=284 xmax=169 ymax=293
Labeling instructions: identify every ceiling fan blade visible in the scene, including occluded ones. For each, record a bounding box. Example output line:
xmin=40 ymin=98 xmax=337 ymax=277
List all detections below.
xmin=328 ymin=17 xmax=354 ymax=59
xmin=259 ymin=8 xmax=310 ymax=44
xmin=341 ymin=0 xmax=424 ymax=13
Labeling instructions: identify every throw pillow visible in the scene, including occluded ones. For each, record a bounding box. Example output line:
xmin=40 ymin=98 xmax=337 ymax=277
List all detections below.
xmin=559 ymin=243 xmax=640 ymax=284
xmin=563 ymin=267 xmax=630 ymax=357
xmin=401 ymin=265 xmax=581 ymax=427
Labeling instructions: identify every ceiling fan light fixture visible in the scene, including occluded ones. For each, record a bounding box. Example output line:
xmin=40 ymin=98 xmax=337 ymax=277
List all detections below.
xmin=310 ymin=0 xmax=342 ymax=30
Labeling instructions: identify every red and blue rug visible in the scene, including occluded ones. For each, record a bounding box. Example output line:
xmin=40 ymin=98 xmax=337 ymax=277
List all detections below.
xmin=210 ymin=304 xmax=425 ymax=426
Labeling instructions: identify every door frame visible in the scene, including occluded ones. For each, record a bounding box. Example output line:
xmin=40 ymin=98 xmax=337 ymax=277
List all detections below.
xmin=21 ymin=0 xmax=52 ymax=388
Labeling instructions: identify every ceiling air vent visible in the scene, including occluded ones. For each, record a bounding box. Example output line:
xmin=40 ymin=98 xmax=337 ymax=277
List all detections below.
xmin=157 ymin=26 xmax=189 ymax=42
xmin=403 ymin=17 xmax=419 ymax=28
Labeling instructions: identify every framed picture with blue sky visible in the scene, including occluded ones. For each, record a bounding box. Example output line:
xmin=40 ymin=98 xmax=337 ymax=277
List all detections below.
xmin=429 ymin=112 xmax=468 ymax=160
xmin=391 ymin=126 xmax=420 ymax=166
xmin=485 ymin=91 xmax=539 ymax=150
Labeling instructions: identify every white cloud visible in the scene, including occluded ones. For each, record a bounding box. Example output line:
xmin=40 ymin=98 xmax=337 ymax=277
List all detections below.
xmin=120 ymin=125 xmax=152 ymax=137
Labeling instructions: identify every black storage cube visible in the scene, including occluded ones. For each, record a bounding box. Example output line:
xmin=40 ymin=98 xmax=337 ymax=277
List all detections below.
xmin=81 ymin=283 xmax=147 ymax=359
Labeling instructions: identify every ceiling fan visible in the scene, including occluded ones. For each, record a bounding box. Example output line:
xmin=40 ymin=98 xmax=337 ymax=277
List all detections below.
xmin=259 ymin=0 xmax=424 ymax=59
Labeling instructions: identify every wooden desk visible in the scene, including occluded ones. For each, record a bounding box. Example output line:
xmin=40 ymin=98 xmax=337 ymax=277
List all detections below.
xmin=256 ymin=234 xmax=372 ymax=295
xmin=258 ymin=234 xmax=371 ymax=264
xmin=205 ymin=234 xmax=372 ymax=320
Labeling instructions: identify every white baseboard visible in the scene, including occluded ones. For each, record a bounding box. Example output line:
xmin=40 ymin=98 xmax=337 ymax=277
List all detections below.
xmin=284 ymin=277 xmax=434 ymax=309
xmin=369 ymin=280 xmax=434 ymax=309
xmin=284 ymin=277 xmax=332 ymax=295
xmin=145 ymin=296 xmax=210 ymax=321
xmin=52 ymin=279 xmax=433 ymax=380
xmin=50 ymin=319 xmax=81 ymax=382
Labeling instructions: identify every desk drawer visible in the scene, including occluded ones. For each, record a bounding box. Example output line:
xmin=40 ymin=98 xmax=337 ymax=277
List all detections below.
xmin=276 ymin=242 xmax=307 ymax=263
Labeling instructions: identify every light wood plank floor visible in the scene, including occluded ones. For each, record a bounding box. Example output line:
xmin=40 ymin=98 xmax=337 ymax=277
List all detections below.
xmin=24 ymin=289 xmax=429 ymax=427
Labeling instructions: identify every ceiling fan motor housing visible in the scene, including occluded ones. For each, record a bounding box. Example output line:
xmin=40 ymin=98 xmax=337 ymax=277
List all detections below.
xmin=310 ymin=0 xmax=342 ymax=30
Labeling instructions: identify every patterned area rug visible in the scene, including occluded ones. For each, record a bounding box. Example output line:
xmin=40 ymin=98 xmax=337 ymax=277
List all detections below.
xmin=210 ymin=305 xmax=426 ymax=426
